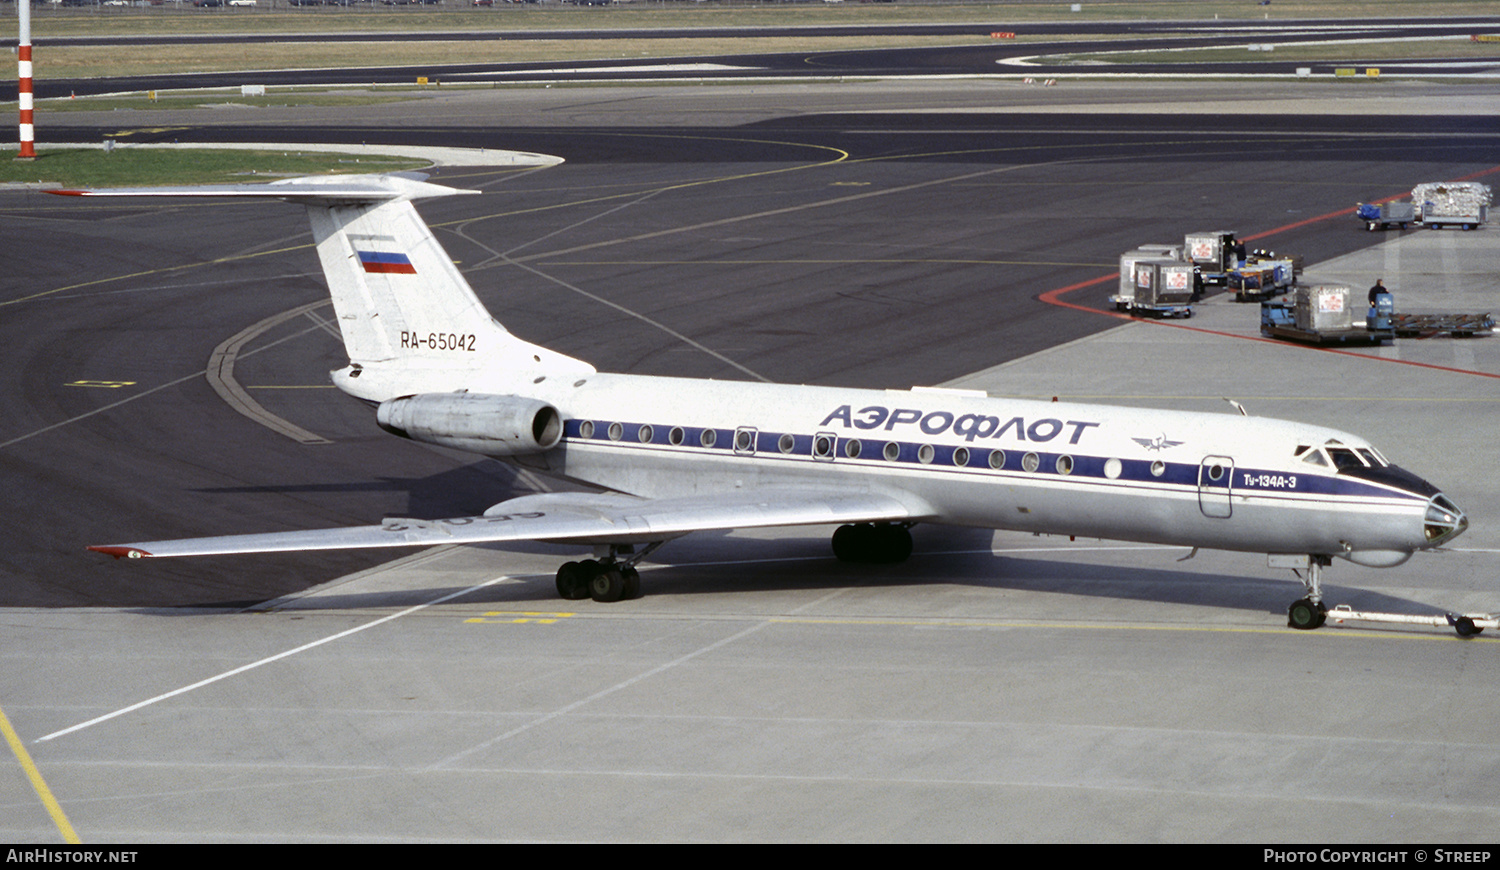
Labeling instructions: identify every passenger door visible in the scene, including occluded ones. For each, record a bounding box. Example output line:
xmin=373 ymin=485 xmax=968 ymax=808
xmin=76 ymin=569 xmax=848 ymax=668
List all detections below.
xmin=1198 ymin=456 xmax=1235 ymax=519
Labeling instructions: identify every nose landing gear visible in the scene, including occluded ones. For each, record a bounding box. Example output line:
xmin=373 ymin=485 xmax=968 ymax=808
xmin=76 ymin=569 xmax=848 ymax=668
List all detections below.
xmin=1284 ymin=554 xmax=1331 ymax=630
xmin=1274 ymin=553 xmax=1495 ymax=638
xmin=1288 ymin=597 xmax=1327 ymax=630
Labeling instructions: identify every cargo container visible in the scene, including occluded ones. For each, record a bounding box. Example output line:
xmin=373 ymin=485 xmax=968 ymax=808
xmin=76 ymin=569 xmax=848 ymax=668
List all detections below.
xmin=1412 ymin=182 xmax=1490 ymax=230
xmin=1112 ymin=244 xmax=1182 ymax=310
xmin=1130 ymin=258 xmax=1195 ymax=318
xmin=1183 ymin=230 xmax=1239 ymax=285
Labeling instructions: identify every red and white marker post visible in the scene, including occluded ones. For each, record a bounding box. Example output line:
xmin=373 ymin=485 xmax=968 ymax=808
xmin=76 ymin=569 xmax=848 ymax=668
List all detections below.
xmin=16 ymin=0 xmax=36 ymax=160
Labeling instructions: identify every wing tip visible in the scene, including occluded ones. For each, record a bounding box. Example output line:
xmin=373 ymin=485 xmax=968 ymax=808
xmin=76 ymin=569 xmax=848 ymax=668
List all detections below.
xmin=88 ymin=545 xmax=152 ymax=559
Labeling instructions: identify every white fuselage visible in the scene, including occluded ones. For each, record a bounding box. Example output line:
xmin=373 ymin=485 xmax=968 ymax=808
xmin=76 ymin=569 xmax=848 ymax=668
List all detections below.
xmin=475 ymin=372 xmax=1451 ymax=565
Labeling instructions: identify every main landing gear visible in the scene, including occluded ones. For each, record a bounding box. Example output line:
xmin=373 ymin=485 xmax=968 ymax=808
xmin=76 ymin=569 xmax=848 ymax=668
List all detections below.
xmin=555 ymin=525 xmax=915 ymax=603
xmin=1286 ymin=554 xmax=1331 ymax=630
xmin=555 ymin=542 xmax=663 ymax=603
xmin=831 ymin=523 xmax=914 ymax=564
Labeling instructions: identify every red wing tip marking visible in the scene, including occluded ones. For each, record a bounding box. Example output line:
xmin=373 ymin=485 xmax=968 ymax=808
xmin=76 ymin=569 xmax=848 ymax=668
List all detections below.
xmin=47 ymin=189 xmax=89 ymax=197
xmin=88 ymin=545 xmax=151 ymax=559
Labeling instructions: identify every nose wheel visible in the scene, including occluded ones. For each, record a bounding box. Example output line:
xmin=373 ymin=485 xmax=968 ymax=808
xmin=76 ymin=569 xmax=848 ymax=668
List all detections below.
xmin=1286 ymin=554 xmax=1331 ymax=631
xmin=1287 ymin=597 xmax=1327 ymax=630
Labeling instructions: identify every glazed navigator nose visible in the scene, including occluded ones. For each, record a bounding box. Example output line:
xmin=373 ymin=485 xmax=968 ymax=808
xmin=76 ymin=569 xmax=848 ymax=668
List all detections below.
xmin=1424 ymin=493 xmax=1468 ymax=546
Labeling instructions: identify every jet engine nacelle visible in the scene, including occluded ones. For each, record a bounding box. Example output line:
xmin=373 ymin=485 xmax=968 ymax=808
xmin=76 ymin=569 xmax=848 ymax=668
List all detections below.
xmin=376 ymin=393 xmax=563 ymax=457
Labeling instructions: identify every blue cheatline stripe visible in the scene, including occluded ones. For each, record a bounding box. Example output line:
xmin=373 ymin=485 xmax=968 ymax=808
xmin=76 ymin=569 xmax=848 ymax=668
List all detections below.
xmin=559 ymin=419 xmax=1428 ymax=505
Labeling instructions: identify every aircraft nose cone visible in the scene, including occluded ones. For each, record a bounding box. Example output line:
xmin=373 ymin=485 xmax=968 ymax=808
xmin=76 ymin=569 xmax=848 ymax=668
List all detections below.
xmin=1424 ymin=493 xmax=1468 ymax=546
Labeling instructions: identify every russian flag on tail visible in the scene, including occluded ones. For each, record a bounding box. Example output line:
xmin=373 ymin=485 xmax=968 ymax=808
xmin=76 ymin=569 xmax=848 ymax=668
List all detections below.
xmin=357 ymin=250 xmax=417 ymax=274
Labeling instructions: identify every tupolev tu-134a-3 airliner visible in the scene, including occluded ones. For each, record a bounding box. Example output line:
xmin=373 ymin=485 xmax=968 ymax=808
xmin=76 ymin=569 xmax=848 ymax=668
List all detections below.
xmin=63 ymin=174 xmax=1469 ymax=631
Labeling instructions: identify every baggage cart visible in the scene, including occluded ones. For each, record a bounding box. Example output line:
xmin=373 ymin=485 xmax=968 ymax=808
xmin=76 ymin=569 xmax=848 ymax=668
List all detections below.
xmin=1355 ymin=201 xmax=1414 ymax=231
xmin=1390 ymin=312 xmax=1495 ymax=338
xmin=1229 ymin=258 xmax=1296 ymax=302
xmin=1260 ymin=284 xmax=1392 ymax=345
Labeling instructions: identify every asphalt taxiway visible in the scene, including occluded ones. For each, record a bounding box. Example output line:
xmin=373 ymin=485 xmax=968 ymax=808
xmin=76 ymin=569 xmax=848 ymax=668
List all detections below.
xmin=2 ymin=80 xmax=1498 ymax=842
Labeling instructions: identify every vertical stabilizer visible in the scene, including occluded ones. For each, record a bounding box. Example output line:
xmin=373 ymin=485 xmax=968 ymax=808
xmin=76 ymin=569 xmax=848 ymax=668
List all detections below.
xmin=309 ymin=197 xmax=499 ymax=367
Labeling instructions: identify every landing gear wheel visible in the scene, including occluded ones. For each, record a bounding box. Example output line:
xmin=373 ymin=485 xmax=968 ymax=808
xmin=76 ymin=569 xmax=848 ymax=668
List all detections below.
xmin=621 ymin=566 xmax=641 ymax=601
xmin=876 ymin=524 xmax=913 ymax=564
xmin=589 ymin=567 xmax=626 ymax=603
xmin=832 ymin=523 xmax=912 ymax=564
xmin=555 ymin=561 xmax=590 ymax=601
xmin=831 ymin=523 xmax=872 ymax=563
xmin=1287 ymin=598 xmax=1327 ymax=630
xmin=1454 ymin=616 xmax=1483 ymax=638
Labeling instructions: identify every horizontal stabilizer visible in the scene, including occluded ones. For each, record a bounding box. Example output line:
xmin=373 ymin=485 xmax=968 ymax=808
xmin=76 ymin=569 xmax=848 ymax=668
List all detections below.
xmin=89 ymin=489 xmax=929 ymax=559
xmin=48 ymin=172 xmax=477 ymax=204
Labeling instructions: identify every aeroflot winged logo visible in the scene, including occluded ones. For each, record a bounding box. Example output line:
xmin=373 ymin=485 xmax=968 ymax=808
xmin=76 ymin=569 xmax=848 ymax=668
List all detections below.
xmin=1132 ymin=434 xmax=1185 ymax=451
xmin=356 ymin=250 xmax=417 ymax=275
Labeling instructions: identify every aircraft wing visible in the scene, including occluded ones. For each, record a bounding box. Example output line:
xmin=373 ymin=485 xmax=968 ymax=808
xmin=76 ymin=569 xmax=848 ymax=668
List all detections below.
xmin=88 ymin=488 xmax=931 ymax=559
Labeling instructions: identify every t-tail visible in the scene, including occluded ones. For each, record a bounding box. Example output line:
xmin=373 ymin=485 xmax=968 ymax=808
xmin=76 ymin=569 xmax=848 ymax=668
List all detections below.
xmin=53 ymin=173 xmax=594 ymax=402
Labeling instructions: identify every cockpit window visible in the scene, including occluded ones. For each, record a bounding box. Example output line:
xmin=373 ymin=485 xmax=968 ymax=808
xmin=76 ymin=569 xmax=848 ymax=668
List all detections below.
xmin=1299 ymin=441 xmax=1388 ymax=471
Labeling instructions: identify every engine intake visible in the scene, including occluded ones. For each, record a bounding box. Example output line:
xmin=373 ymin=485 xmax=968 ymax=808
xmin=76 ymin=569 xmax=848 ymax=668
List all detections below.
xmin=376 ymin=393 xmax=563 ymax=456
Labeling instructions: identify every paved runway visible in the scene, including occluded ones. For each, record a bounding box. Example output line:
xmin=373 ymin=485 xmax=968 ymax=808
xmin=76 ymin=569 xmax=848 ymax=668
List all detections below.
xmin=2 ymin=80 xmax=1498 ymax=842
xmin=14 ymin=13 xmax=1498 ymax=98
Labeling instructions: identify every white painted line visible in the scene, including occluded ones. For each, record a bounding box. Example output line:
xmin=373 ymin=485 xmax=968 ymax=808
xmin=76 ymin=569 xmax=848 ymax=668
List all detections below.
xmin=464 ymin=63 xmax=757 ymax=77
xmin=36 ymin=574 xmax=514 ymax=743
xmin=431 ymin=618 xmax=773 ymax=770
